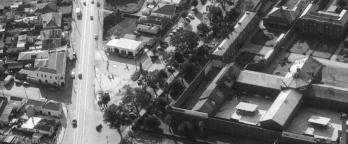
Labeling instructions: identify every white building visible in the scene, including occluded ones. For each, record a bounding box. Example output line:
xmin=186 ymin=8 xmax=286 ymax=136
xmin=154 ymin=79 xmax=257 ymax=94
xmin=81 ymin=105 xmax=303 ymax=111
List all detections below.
xmin=105 ymin=38 xmax=143 ymax=57
xmin=19 ymin=50 xmax=67 ymax=87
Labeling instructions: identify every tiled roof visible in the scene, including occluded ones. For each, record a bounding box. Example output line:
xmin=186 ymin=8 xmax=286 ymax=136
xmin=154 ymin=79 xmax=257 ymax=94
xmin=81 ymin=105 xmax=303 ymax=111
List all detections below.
xmin=37 ymin=51 xmax=66 ymax=74
xmin=281 ymin=56 xmax=323 ymax=89
xmin=42 ymin=101 xmax=61 ymax=111
xmin=40 ymin=12 xmax=62 ymax=28
xmin=237 ymin=70 xmax=284 ymax=90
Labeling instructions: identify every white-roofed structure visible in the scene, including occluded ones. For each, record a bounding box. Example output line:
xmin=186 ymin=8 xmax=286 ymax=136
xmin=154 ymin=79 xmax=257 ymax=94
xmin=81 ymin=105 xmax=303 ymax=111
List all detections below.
xmin=105 ymin=38 xmax=143 ymax=57
xmin=260 ymin=89 xmax=303 ymax=130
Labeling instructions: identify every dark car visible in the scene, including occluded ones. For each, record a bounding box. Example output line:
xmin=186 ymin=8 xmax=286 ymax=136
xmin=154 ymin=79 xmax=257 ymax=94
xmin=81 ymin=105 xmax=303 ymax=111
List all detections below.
xmin=90 ymin=16 xmax=93 ymax=20
xmin=97 ymin=2 xmax=100 ymax=7
xmin=83 ymin=1 xmax=86 ymax=5
xmin=78 ymin=72 xmax=82 ymax=79
xmin=72 ymin=119 xmax=77 ymax=128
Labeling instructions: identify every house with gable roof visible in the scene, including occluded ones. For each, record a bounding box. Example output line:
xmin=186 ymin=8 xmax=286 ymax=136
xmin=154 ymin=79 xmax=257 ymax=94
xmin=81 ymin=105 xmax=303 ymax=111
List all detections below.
xmin=19 ymin=50 xmax=67 ymax=87
xmin=40 ymin=12 xmax=62 ymax=29
xmin=263 ymin=0 xmax=312 ymax=31
xmin=280 ymin=56 xmax=323 ymax=91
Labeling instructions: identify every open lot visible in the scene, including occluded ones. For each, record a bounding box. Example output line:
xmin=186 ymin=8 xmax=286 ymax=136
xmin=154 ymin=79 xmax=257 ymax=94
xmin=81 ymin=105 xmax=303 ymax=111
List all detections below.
xmin=104 ymin=16 xmax=138 ymax=39
xmin=104 ymin=0 xmax=145 ymax=14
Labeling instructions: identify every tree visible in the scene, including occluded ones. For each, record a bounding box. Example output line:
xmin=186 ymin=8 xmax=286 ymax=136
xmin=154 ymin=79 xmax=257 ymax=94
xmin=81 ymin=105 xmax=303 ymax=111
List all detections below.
xmin=169 ymin=79 xmax=185 ymax=100
xmin=169 ymin=30 xmax=199 ymax=52
xmin=338 ymin=0 xmax=348 ymax=8
xmin=196 ymin=23 xmax=210 ymax=36
xmin=101 ymin=92 xmax=111 ymax=105
xmin=207 ymin=5 xmax=223 ymax=24
xmin=122 ymin=86 xmax=152 ymax=115
xmin=191 ymin=0 xmax=199 ymax=6
xmin=103 ymin=10 xmax=123 ymax=36
xmin=104 ymin=104 xmax=134 ymax=141
xmin=225 ymin=8 xmax=241 ymax=25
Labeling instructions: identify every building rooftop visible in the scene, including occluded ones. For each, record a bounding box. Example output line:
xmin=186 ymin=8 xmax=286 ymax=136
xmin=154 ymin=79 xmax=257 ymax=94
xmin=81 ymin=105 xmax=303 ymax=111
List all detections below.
xmin=300 ymin=1 xmax=348 ymax=26
xmin=236 ymin=70 xmax=284 ymax=90
xmin=17 ymin=50 xmax=49 ymax=61
xmin=40 ymin=12 xmax=62 ymax=28
xmin=42 ymin=101 xmax=61 ymax=111
xmin=106 ymin=38 xmax=142 ymax=52
xmin=212 ymin=11 xmax=256 ymax=57
xmin=37 ymin=50 xmax=66 ymax=74
xmin=281 ymin=56 xmax=323 ymax=89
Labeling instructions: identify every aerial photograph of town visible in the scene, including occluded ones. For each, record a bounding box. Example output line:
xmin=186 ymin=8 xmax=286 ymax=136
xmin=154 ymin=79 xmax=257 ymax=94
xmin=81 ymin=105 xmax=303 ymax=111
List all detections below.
xmin=1 ymin=0 xmax=348 ymax=144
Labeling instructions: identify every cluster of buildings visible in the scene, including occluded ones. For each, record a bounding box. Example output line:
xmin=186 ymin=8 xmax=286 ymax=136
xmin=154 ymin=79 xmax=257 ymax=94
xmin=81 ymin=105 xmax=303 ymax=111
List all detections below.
xmin=0 ymin=0 xmax=72 ymax=87
xmin=0 ymin=96 xmax=63 ymax=144
xmin=105 ymin=0 xmax=182 ymax=58
xmin=167 ymin=0 xmax=348 ymax=143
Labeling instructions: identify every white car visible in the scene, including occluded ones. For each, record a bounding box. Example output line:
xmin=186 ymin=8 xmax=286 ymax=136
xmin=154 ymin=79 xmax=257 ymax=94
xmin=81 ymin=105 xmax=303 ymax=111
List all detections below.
xmin=71 ymin=71 xmax=75 ymax=79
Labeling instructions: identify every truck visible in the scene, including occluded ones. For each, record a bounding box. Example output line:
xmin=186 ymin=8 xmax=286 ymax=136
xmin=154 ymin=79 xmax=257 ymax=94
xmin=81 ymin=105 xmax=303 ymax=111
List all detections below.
xmin=75 ymin=8 xmax=82 ymax=19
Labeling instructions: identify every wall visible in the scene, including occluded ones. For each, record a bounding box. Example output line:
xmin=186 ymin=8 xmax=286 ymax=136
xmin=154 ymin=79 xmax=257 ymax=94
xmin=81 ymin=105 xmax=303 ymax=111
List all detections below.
xmin=172 ymin=61 xmax=213 ymax=107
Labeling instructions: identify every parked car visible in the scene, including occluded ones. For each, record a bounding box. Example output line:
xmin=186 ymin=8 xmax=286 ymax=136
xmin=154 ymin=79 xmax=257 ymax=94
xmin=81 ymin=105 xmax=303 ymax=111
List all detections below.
xmin=97 ymin=2 xmax=100 ymax=7
xmin=23 ymin=81 xmax=29 ymax=87
xmin=188 ymin=13 xmax=195 ymax=19
xmin=14 ymin=79 xmax=22 ymax=85
xmin=72 ymin=119 xmax=77 ymax=128
xmin=83 ymin=1 xmax=86 ymax=5
xmin=94 ymin=34 xmax=98 ymax=40
xmin=78 ymin=72 xmax=82 ymax=79
xmin=91 ymin=0 xmax=94 ymax=4
xmin=90 ymin=16 xmax=93 ymax=20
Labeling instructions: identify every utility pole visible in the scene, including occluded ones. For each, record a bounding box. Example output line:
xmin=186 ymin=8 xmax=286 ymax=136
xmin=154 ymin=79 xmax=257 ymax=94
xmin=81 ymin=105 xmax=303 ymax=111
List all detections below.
xmin=340 ymin=113 xmax=347 ymax=144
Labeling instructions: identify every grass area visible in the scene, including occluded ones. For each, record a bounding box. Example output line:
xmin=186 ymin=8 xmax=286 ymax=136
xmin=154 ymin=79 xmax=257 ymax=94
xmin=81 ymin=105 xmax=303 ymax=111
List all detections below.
xmin=105 ymin=0 xmax=145 ymax=14
xmin=104 ymin=17 xmax=138 ymax=39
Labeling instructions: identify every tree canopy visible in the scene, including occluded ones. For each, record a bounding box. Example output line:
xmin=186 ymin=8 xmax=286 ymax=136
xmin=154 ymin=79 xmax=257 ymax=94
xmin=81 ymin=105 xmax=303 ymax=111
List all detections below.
xmin=197 ymin=23 xmax=210 ymax=35
xmin=169 ymin=30 xmax=199 ymax=52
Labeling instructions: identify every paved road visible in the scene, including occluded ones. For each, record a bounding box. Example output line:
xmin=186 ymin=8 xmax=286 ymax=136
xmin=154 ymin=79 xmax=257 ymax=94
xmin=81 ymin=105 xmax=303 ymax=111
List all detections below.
xmin=70 ymin=0 xmax=110 ymax=144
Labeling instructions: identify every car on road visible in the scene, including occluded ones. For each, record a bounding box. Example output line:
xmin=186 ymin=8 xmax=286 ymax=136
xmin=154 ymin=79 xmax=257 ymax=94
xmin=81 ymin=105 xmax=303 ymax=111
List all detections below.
xmin=83 ymin=1 xmax=86 ymax=5
xmin=188 ymin=13 xmax=195 ymax=19
xmin=72 ymin=119 xmax=77 ymax=128
xmin=78 ymin=72 xmax=82 ymax=79
xmin=71 ymin=71 xmax=75 ymax=79
xmin=23 ymin=81 xmax=29 ymax=87
xmin=94 ymin=34 xmax=98 ymax=40
xmin=14 ymin=79 xmax=22 ymax=85
xmin=90 ymin=16 xmax=93 ymax=20
xmin=97 ymin=2 xmax=100 ymax=7
xmin=91 ymin=0 xmax=94 ymax=4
